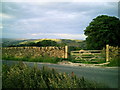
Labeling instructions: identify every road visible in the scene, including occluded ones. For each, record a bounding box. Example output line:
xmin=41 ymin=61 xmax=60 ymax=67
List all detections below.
xmin=2 ymin=60 xmax=119 ymax=88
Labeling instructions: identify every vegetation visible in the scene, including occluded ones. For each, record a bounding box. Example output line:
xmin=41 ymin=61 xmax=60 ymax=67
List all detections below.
xmin=35 ymin=40 xmax=58 ymax=46
xmin=69 ymin=46 xmax=82 ymax=51
xmin=7 ymin=40 xmax=59 ymax=47
xmin=2 ymin=55 xmax=63 ymax=64
xmin=84 ymin=15 xmax=120 ymax=49
xmin=69 ymin=58 xmax=106 ymax=64
xmin=106 ymin=56 xmax=120 ymax=67
xmin=2 ymin=62 xmax=108 ymax=88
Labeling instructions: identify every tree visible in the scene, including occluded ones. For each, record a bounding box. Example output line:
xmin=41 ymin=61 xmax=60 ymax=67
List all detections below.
xmin=27 ymin=42 xmax=36 ymax=46
xmin=36 ymin=40 xmax=58 ymax=46
xmin=84 ymin=15 xmax=120 ymax=50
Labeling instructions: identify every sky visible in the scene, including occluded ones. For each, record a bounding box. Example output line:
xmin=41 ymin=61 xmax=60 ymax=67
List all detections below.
xmin=1 ymin=0 xmax=119 ymax=40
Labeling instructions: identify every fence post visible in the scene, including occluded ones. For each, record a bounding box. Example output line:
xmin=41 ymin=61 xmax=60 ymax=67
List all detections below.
xmin=106 ymin=44 xmax=109 ymax=62
xmin=65 ymin=46 xmax=68 ymax=58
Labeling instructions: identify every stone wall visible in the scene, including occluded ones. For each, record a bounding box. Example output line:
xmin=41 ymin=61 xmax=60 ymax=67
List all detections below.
xmin=2 ymin=46 xmax=67 ymax=58
xmin=109 ymin=46 xmax=120 ymax=58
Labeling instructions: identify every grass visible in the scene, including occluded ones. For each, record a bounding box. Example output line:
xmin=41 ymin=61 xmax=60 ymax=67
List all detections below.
xmin=68 ymin=56 xmax=106 ymax=64
xmin=2 ymin=53 xmax=106 ymax=64
xmin=2 ymin=55 xmax=64 ymax=64
xmin=2 ymin=62 xmax=108 ymax=88
xmin=105 ymin=56 xmax=120 ymax=67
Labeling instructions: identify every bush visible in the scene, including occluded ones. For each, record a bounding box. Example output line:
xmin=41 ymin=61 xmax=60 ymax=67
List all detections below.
xmin=2 ymin=62 xmax=108 ymax=88
xmin=107 ymin=56 xmax=120 ymax=67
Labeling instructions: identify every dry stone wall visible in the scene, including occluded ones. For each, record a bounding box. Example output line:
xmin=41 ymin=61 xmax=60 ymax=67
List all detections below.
xmin=109 ymin=46 xmax=120 ymax=59
xmin=2 ymin=46 xmax=66 ymax=58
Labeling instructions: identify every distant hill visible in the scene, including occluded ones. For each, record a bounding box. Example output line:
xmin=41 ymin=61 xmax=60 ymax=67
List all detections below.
xmin=2 ymin=38 xmax=86 ymax=49
xmin=18 ymin=38 xmax=83 ymax=46
xmin=2 ymin=38 xmax=30 ymax=47
xmin=19 ymin=38 xmax=62 ymax=45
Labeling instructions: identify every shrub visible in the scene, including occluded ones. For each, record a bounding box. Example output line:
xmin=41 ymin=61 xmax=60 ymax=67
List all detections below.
xmin=107 ymin=56 xmax=120 ymax=67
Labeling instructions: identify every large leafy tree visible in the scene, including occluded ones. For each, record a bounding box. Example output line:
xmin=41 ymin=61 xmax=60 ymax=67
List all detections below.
xmin=84 ymin=15 xmax=120 ymax=50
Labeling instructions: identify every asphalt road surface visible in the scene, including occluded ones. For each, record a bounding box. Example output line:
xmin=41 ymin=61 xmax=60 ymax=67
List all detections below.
xmin=2 ymin=60 xmax=119 ymax=88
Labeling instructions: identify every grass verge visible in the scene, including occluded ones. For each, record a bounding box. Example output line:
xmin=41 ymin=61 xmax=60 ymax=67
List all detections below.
xmin=2 ymin=55 xmax=64 ymax=64
xmin=104 ymin=56 xmax=120 ymax=67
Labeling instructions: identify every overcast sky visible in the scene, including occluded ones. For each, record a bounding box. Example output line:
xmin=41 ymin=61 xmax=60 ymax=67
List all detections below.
xmin=1 ymin=0 xmax=119 ymax=40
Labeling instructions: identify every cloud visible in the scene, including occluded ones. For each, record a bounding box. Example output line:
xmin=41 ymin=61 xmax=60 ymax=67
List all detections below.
xmin=0 ymin=24 xmax=3 ymax=29
xmin=31 ymin=33 xmax=38 ymax=36
xmin=45 ymin=10 xmax=78 ymax=19
xmin=27 ymin=33 xmax=87 ymax=40
xmin=2 ymin=0 xmax=119 ymax=2
xmin=2 ymin=2 xmax=118 ymax=40
xmin=0 ymin=13 xmax=14 ymax=19
xmin=2 ymin=32 xmax=87 ymax=40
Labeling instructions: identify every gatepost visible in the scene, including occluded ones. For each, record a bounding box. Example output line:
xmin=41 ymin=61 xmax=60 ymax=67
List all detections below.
xmin=106 ymin=44 xmax=109 ymax=62
xmin=65 ymin=46 xmax=68 ymax=58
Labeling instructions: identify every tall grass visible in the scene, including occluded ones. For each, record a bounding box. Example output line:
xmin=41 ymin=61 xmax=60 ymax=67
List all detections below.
xmin=2 ymin=55 xmax=63 ymax=63
xmin=2 ymin=62 xmax=108 ymax=88
xmin=106 ymin=56 xmax=120 ymax=67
